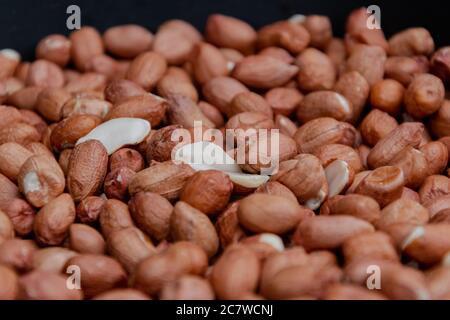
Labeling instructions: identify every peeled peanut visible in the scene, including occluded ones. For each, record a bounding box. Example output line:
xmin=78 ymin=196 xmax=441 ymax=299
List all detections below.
xmin=77 ymin=118 xmax=151 ymax=156
xmin=325 ymin=160 xmax=354 ymax=197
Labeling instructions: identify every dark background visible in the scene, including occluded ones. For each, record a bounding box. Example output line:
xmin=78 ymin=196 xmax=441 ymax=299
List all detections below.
xmin=0 ymin=0 xmax=449 ymax=60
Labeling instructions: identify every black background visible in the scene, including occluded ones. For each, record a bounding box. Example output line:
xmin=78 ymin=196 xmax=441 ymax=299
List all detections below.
xmin=0 ymin=0 xmax=449 ymax=60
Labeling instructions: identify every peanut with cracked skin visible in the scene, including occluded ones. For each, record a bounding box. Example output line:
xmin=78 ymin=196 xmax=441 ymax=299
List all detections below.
xmin=18 ymin=154 xmax=65 ymax=208
xmin=67 ymin=140 xmax=108 ymax=202
xmin=2 ymin=9 xmax=450 ymax=301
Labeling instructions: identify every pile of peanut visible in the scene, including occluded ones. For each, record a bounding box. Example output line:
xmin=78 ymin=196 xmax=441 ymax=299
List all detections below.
xmin=1 ymin=7 xmax=450 ymax=300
